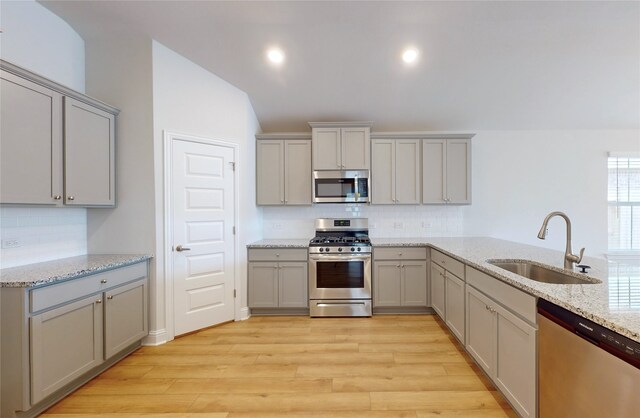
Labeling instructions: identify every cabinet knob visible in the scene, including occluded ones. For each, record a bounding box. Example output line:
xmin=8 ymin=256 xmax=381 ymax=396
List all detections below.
xmin=53 ymin=195 xmax=62 ymax=200
xmin=96 ymin=299 xmax=102 ymax=304
xmin=100 ymin=279 xmax=108 ymax=284
xmin=67 ymin=196 xmax=75 ymax=201
xmin=276 ymin=253 xmax=280 ymax=257
xmin=396 ymin=265 xmax=400 ymax=268
xmin=107 ymin=295 xmax=113 ymax=300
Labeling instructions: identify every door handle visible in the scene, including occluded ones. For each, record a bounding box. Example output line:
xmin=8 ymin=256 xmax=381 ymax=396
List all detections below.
xmin=176 ymin=245 xmax=191 ymax=252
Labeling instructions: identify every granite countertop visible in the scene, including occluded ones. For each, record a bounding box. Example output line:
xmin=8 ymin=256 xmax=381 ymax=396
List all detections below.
xmin=0 ymin=254 xmax=153 ymax=288
xmin=247 ymin=239 xmax=310 ymax=248
xmin=373 ymin=237 xmax=640 ymax=343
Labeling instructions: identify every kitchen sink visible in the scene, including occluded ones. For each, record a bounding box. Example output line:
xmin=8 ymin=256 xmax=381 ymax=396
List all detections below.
xmin=486 ymin=260 xmax=601 ymax=284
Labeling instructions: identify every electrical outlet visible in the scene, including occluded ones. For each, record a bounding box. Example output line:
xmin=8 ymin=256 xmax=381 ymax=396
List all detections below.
xmin=272 ymin=222 xmax=283 ymax=230
xmin=1 ymin=239 xmax=21 ymax=249
xmin=422 ymin=222 xmax=432 ymax=228
xmin=394 ymin=222 xmax=404 ymax=229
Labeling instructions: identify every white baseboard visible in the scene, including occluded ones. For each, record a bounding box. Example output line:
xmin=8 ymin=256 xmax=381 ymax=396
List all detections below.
xmin=143 ymin=328 xmax=169 ymax=346
xmin=239 ymin=307 xmax=251 ymax=321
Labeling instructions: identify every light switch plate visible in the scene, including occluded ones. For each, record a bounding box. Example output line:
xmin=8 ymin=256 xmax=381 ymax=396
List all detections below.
xmin=2 ymin=239 xmax=21 ymax=249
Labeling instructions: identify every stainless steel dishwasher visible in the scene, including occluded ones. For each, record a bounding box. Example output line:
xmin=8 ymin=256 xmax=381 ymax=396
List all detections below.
xmin=538 ymin=299 xmax=640 ymax=418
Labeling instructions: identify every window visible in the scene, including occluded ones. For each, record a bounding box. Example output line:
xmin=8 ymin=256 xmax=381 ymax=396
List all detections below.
xmin=608 ymin=155 xmax=640 ymax=252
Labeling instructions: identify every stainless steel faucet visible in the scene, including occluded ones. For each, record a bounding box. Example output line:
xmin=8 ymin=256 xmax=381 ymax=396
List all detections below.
xmin=537 ymin=211 xmax=585 ymax=270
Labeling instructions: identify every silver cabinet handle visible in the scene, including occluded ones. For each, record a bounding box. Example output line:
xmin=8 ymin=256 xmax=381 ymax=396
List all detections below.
xmin=67 ymin=196 xmax=75 ymax=201
xmin=100 ymin=279 xmax=107 ymax=284
xmin=107 ymin=295 xmax=113 ymax=300
xmin=96 ymin=299 xmax=102 ymax=304
xmin=176 ymin=245 xmax=191 ymax=252
xmin=396 ymin=265 xmax=400 ymax=268
xmin=53 ymin=195 xmax=62 ymax=200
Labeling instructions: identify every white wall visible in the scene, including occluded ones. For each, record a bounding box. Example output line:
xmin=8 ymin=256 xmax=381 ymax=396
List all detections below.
xmin=152 ymin=41 xmax=262 ymax=340
xmin=464 ymin=130 xmax=640 ymax=258
xmin=0 ymin=0 xmax=87 ymax=268
xmin=0 ymin=0 xmax=84 ymax=91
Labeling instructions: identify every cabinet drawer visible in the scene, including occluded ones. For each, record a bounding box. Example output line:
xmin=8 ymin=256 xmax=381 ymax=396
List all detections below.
xmin=431 ymin=249 xmax=464 ymax=279
xmin=466 ymin=266 xmax=536 ymax=324
xmin=30 ymin=262 xmax=148 ymax=313
xmin=248 ymin=248 xmax=308 ymax=261
xmin=375 ymin=247 xmax=427 ymax=260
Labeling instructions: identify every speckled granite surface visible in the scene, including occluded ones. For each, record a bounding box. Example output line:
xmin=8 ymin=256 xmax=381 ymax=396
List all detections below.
xmin=374 ymin=237 xmax=640 ymax=343
xmin=0 ymin=254 xmax=153 ymax=288
xmin=247 ymin=239 xmax=310 ymax=248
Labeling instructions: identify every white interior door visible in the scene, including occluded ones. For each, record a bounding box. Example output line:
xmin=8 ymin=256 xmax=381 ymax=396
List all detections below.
xmin=172 ymin=138 xmax=235 ymax=336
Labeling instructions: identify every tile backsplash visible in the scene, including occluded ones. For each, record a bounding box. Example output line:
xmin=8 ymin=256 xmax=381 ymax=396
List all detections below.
xmin=262 ymin=205 xmax=464 ymax=239
xmin=0 ymin=207 xmax=87 ymax=268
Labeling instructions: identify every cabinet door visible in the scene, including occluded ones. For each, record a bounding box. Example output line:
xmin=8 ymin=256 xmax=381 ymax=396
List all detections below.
xmin=430 ymin=262 xmax=446 ymax=319
xmin=104 ymin=279 xmax=148 ymax=359
xmin=0 ymin=72 xmax=63 ymax=204
xmin=312 ymin=128 xmax=341 ymax=169
xmin=401 ymin=261 xmax=427 ymax=306
xmin=30 ymin=294 xmax=103 ymax=404
xmin=465 ymin=285 xmax=496 ymax=377
xmin=494 ymin=304 xmax=537 ymax=418
xmin=422 ymin=139 xmax=446 ymax=204
xmin=341 ymin=127 xmax=370 ymax=170
xmin=64 ymin=97 xmax=115 ymax=206
xmin=256 ymin=140 xmax=284 ymax=205
xmin=446 ymin=139 xmax=471 ymax=204
xmin=284 ymin=140 xmax=312 ymax=205
xmin=278 ymin=262 xmax=308 ymax=308
xmin=248 ymin=262 xmax=279 ymax=308
xmin=445 ymin=272 xmax=465 ymax=343
xmin=374 ymin=261 xmax=401 ymax=306
xmin=395 ymin=139 xmax=421 ymax=204
xmin=371 ymin=139 xmax=395 ymax=204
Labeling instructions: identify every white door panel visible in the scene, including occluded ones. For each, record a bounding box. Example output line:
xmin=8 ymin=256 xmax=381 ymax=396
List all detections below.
xmin=172 ymin=139 xmax=235 ymax=336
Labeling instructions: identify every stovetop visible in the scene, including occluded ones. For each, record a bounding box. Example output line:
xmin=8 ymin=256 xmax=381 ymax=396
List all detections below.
xmin=309 ymin=236 xmax=371 ymax=246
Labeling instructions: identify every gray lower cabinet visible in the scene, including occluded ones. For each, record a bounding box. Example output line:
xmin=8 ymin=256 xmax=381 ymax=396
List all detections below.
xmin=30 ymin=295 xmax=103 ymax=404
xmin=248 ymin=248 xmax=308 ymax=310
xmin=430 ymin=262 xmax=446 ymax=318
xmin=0 ymin=61 xmax=118 ymax=207
xmin=444 ymin=272 xmax=465 ymax=343
xmin=1 ymin=261 xmax=148 ymax=418
xmin=373 ymin=249 xmax=427 ymax=308
xmin=465 ymin=277 xmax=537 ymax=418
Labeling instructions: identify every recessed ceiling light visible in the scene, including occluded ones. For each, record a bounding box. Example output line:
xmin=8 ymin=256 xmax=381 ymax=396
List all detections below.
xmin=267 ymin=48 xmax=285 ymax=64
xmin=402 ymin=48 xmax=419 ymax=64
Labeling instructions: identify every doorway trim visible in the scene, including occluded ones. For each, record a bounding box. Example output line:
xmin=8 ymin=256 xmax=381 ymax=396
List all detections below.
xmin=163 ymin=130 xmax=240 ymax=341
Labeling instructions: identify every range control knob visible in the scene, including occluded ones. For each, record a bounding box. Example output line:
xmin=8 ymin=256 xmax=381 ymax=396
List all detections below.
xmin=338 ymin=247 xmax=343 ymax=252
xmin=319 ymin=248 xmax=324 ymax=252
xmin=325 ymin=247 xmax=330 ymax=252
xmin=357 ymin=247 xmax=361 ymax=252
xmin=351 ymin=247 xmax=355 ymax=252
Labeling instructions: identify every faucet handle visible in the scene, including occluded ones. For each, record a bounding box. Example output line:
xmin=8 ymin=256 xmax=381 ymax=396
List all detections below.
xmin=577 ymin=247 xmax=585 ymax=264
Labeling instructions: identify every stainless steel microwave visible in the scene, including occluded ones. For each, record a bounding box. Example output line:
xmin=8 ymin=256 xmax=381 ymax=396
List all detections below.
xmin=313 ymin=170 xmax=370 ymax=203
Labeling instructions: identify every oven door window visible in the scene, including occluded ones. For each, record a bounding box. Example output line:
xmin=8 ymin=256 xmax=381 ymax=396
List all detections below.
xmin=315 ymin=179 xmax=356 ymax=198
xmin=316 ymin=261 xmax=364 ymax=288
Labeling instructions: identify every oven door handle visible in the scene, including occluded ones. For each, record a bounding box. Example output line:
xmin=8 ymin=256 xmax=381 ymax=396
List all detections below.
xmin=309 ymin=254 xmax=371 ymax=262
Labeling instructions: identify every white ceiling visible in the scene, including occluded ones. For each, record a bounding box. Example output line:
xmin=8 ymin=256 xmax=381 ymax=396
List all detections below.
xmin=41 ymin=1 xmax=640 ymax=132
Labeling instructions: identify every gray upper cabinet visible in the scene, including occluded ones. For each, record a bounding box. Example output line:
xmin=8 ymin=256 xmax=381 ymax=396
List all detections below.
xmin=256 ymin=137 xmax=311 ymax=206
xmin=64 ymin=97 xmax=115 ymax=206
xmin=0 ymin=61 xmax=119 ymax=207
xmin=422 ymin=138 xmax=471 ymax=204
xmin=310 ymin=122 xmax=371 ymax=170
xmin=371 ymin=139 xmax=420 ymax=204
xmin=0 ymin=71 xmax=63 ymax=205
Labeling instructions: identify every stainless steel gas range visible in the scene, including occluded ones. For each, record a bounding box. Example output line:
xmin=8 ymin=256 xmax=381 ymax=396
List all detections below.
xmin=308 ymin=218 xmax=372 ymax=317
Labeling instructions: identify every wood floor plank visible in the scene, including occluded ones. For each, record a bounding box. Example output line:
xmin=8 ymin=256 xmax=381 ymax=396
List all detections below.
xmin=255 ymin=352 xmax=394 ymax=364
xmin=137 ymin=344 xmax=234 ymax=355
xmin=144 ymin=364 xmax=298 ymax=379
xmin=360 ymin=342 xmax=463 ymax=353
xmin=72 ymin=378 xmax=175 ymax=395
xmin=96 ymin=365 xmax=153 ymax=379
xmin=332 ymin=375 xmax=491 ymax=392
xmin=42 ymin=414 xmax=228 ymax=418
xmin=189 ymin=393 xmax=371 ymax=413
xmin=119 ymin=353 xmax=258 ymax=366
xmin=370 ymin=390 xmax=509 ymax=411
xmin=44 ymin=394 xmax=199 ymax=414
xmin=336 ymin=334 xmax=452 ymax=343
xmin=227 ymin=412 xmax=418 ymax=418
xmin=296 ymin=364 xmax=448 ymax=378
xmin=416 ymin=410 xmax=518 ymax=418
xmin=214 ymin=334 xmax=338 ymax=344
xmin=166 ymin=377 xmax=332 ymax=394
xmin=393 ymin=351 xmax=469 ymax=363
xmin=232 ymin=342 xmax=359 ymax=354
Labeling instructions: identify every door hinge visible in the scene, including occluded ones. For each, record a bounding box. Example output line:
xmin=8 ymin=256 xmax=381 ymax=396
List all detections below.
xmin=233 ymin=289 xmax=237 ymax=298
xmin=232 ymin=226 xmax=236 ymax=235
xmin=229 ymin=161 xmax=236 ymax=171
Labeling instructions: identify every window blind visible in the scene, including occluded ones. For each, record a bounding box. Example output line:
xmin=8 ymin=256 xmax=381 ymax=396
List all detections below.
xmin=608 ymin=156 xmax=640 ymax=251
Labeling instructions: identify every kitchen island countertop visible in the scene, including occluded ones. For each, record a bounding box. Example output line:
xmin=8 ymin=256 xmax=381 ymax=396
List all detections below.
xmin=0 ymin=254 xmax=153 ymax=288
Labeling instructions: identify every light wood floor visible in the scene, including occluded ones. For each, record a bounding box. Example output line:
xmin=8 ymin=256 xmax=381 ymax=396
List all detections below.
xmin=42 ymin=315 xmax=517 ymax=417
